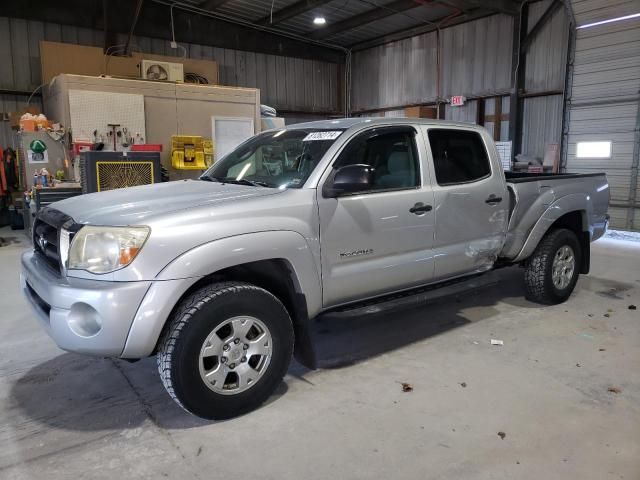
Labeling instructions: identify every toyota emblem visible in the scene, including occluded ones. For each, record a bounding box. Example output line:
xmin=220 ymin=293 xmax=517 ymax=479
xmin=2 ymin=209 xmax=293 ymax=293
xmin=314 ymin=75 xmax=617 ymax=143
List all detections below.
xmin=38 ymin=234 xmax=48 ymax=251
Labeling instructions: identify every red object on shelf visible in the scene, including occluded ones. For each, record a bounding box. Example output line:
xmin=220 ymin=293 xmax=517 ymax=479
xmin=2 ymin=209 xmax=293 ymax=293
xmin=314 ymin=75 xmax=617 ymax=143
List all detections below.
xmin=73 ymin=141 xmax=93 ymax=157
xmin=131 ymin=144 xmax=163 ymax=152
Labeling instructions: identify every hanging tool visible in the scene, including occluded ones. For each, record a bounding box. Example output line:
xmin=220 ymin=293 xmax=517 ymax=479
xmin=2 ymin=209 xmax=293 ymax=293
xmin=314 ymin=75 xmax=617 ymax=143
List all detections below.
xmin=107 ymin=123 xmax=120 ymax=151
xmin=122 ymin=127 xmax=131 ymax=148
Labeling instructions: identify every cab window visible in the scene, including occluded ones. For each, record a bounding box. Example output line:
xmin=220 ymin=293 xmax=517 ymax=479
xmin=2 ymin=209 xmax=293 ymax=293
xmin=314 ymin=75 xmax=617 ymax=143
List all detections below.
xmin=428 ymin=129 xmax=491 ymax=185
xmin=334 ymin=128 xmax=420 ymax=192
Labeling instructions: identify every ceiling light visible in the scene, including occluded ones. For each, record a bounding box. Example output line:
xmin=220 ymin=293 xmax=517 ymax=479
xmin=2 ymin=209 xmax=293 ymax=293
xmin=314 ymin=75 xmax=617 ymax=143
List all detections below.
xmin=577 ymin=12 xmax=640 ymax=29
xmin=313 ymin=16 xmax=326 ymax=25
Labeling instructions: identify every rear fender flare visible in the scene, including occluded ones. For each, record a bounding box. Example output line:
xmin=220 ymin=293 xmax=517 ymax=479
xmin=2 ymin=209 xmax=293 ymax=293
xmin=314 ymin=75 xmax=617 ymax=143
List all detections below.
xmin=513 ymin=194 xmax=591 ymax=263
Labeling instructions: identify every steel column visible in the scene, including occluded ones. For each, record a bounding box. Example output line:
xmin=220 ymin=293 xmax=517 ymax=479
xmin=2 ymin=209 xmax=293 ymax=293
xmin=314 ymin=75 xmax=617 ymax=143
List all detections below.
xmin=508 ymin=2 xmax=527 ymax=157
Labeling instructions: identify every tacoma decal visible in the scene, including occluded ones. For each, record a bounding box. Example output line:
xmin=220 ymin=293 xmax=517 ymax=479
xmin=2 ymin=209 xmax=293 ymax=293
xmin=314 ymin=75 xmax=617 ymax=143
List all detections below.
xmin=339 ymin=248 xmax=373 ymax=259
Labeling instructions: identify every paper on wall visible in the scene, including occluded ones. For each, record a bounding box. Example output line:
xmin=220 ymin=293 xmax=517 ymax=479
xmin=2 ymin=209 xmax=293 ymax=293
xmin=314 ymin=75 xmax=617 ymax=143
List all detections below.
xmin=302 ymin=131 xmax=343 ymax=141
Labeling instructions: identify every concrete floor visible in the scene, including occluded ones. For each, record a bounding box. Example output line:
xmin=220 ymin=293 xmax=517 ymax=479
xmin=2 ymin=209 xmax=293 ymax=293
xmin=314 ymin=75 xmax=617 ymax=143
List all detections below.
xmin=0 ymin=226 xmax=638 ymax=480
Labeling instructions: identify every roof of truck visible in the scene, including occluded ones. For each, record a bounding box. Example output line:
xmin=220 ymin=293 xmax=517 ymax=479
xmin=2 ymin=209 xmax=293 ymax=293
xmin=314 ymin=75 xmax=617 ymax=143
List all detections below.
xmin=286 ymin=117 xmax=484 ymax=130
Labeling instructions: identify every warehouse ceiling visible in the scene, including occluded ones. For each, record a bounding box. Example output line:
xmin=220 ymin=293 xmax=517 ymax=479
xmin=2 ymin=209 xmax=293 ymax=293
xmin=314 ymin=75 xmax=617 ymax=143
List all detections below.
xmin=179 ymin=0 xmax=522 ymax=48
xmin=0 ymin=0 xmax=523 ymax=62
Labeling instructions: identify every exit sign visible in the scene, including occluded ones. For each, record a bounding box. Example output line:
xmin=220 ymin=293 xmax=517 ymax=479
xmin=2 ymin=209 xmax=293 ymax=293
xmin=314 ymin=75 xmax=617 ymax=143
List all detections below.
xmin=450 ymin=95 xmax=466 ymax=106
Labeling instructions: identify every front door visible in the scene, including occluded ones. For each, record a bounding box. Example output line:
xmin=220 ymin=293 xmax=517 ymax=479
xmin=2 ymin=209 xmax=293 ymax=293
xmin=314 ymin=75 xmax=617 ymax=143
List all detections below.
xmin=317 ymin=126 xmax=436 ymax=308
xmin=421 ymin=127 xmax=509 ymax=280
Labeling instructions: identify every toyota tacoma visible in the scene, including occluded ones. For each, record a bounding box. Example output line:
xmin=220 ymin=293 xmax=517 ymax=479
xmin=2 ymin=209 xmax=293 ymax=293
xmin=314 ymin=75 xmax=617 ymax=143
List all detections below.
xmin=21 ymin=118 xmax=609 ymax=419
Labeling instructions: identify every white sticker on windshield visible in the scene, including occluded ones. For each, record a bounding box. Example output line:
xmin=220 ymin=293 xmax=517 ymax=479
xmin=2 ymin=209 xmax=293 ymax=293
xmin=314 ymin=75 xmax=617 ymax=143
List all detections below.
xmin=302 ymin=131 xmax=343 ymax=141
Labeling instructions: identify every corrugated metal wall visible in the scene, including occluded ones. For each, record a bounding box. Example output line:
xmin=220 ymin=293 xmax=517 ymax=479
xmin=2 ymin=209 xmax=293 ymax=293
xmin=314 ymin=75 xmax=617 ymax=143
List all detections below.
xmin=445 ymin=101 xmax=478 ymax=124
xmin=565 ymin=1 xmax=640 ymax=230
xmin=522 ymin=94 xmax=564 ymax=159
xmin=350 ymin=5 xmax=570 ymax=162
xmin=525 ymin=1 xmax=569 ymax=93
xmin=520 ymin=0 xmax=569 ymax=160
xmin=351 ymin=14 xmax=514 ymax=112
xmin=0 ymin=16 xmax=341 ymax=148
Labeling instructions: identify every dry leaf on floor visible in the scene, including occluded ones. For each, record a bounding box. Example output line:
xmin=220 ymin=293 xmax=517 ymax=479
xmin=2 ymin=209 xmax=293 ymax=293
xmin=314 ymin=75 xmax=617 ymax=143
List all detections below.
xmin=497 ymin=431 xmax=506 ymax=440
xmin=400 ymin=382 xmax=413 ymax=392
xmin=608 ymin=387 xmax=622 ymax=394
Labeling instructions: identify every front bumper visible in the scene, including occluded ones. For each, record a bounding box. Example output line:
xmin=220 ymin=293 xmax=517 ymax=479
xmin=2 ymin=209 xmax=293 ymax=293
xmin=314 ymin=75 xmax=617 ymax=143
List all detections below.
xmin=21 ymin=250 xmax=151 ymax=356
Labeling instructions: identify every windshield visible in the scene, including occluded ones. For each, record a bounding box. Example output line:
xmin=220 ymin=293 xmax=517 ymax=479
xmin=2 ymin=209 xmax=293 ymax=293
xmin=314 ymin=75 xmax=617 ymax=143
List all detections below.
xmin=201 ymin=128 xmax=345 ymax=188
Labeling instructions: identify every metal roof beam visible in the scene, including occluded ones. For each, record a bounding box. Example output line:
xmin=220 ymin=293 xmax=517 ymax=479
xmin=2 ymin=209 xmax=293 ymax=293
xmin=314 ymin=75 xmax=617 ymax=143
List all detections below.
xmin=308 ymin=0 xmax=423 ymax=40
xmin=0 ymin=0 xmax=346 ymax=63
xmin=257 ymin=0 xmax=334 ymax=26
xmin=439 ymin=0 xmax=519 ymax=16
xmin=198 ymin=0 xmax=233 ymax=10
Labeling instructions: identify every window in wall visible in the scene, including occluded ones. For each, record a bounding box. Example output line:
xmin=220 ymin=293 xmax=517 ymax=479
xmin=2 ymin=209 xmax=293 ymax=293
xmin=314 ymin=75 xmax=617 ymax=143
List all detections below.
xmin=576 ymin=141 xmax=611 ymax=158
xmin=334 ymin=128 xmax=420 ymax=192
xmin=428 ymin=129 xmax=491 ymax=185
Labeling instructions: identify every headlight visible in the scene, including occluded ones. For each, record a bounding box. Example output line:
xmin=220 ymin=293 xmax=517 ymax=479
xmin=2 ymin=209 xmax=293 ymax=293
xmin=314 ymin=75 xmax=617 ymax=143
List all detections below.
xmin=67 ymin=226 xmax=150 ymax=274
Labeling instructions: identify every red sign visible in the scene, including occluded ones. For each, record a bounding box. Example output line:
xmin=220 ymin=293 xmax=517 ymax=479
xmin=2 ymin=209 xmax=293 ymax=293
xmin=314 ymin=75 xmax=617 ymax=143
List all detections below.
xmin=450 ymin=95 xmax=466 ymax=106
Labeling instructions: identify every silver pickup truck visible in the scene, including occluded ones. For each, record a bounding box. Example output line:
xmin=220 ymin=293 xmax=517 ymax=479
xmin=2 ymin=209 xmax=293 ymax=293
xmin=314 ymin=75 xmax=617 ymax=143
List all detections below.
xmin=21 ymin=118 xmax=609 ymax=419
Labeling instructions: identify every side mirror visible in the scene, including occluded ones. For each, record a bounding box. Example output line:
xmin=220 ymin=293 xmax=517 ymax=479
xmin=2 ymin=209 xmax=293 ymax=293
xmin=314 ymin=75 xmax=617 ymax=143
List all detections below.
xmin=324 ymin=164 xmax=374 ymax=198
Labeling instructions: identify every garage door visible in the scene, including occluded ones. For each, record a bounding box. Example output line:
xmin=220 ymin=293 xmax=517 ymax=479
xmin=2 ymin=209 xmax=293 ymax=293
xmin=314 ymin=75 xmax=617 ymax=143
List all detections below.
xmin=566 ymin=0 xmax=640 ymax=230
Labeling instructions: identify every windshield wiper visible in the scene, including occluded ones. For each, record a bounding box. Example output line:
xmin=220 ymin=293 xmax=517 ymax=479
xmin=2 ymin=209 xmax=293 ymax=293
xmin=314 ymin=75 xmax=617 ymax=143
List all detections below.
xmin=220 ymin=177 xmax=273 ymax=188
xmin=200 ymin=176 xmax=273 ymax=188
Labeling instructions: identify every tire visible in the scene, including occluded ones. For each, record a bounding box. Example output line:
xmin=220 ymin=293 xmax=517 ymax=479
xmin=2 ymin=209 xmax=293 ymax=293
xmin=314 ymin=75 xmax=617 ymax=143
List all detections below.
xmin=157 ymin=281 xmax=294 ymax=420
xmin=524 ymin=228 xmax=581 ymax=305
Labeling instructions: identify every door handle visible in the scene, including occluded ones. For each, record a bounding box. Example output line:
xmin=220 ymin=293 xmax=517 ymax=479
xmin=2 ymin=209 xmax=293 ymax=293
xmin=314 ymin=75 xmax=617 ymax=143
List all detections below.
xmin=409 ymin=203 xmax=433 ymax=214
xmin=485 ymin=195 xmax=503 ymax=205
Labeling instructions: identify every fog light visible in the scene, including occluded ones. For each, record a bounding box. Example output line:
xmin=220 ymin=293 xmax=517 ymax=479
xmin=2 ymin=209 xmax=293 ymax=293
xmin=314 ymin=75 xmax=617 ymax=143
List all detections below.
xmin=67 ymin=303 xmax=102 ymax=337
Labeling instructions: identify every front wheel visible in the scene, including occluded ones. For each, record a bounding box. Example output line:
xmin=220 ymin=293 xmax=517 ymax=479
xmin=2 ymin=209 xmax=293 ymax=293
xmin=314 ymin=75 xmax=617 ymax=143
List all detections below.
xmin=157 ymin=282 xmax=294 ymax=419
xmin=524 ymin=228 xmax=581 ymax=305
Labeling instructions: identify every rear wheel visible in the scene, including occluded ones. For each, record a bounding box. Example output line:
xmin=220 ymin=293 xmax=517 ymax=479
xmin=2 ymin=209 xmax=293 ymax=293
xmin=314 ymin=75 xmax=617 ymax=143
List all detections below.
xmin=524 ymin=228 xmax=581 ymax=305
xmin=157 ymin=282 xmax=294 ymax=419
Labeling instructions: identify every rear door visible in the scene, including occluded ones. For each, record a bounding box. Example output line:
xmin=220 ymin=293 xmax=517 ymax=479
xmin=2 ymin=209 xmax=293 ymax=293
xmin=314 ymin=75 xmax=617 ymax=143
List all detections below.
xmin=421 ymin=127 xmax=508 ymax=280
xmin=317 ymin=126 xmax=436 ymax=307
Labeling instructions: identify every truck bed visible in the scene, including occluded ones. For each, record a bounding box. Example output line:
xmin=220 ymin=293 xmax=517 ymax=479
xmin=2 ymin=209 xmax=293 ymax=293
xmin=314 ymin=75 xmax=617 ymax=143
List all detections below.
xmin=500 ymin=171 xmax=609 ymax=262
xmin=504 ymin=171 xmax=606 ymax=183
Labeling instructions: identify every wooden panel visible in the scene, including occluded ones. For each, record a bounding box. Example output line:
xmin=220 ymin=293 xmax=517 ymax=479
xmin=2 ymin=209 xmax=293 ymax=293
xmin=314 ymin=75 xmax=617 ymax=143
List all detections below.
xmin=39 ymin=41 xmax=219 ymax=85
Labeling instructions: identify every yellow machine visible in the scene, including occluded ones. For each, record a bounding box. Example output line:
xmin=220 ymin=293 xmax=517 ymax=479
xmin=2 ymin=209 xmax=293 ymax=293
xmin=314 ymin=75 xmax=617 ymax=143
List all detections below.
xmin=171 ymin=135 xmax=214 ymax=170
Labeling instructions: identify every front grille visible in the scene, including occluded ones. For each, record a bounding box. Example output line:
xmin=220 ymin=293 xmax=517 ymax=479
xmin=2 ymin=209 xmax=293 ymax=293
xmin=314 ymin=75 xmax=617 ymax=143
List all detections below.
xmin=32 ymin=207 xmax=75 ymax=274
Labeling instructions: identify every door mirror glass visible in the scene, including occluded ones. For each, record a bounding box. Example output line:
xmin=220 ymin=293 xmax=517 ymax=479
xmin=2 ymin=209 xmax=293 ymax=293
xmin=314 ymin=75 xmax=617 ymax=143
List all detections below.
xmin=325 ymin=164 xmax=374 ymax=197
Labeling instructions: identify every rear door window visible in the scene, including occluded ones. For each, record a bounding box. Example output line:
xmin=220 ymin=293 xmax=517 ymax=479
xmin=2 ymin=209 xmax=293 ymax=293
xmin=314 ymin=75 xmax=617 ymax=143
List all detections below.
xmin=428 ymin=129 xmax=491 ymax=185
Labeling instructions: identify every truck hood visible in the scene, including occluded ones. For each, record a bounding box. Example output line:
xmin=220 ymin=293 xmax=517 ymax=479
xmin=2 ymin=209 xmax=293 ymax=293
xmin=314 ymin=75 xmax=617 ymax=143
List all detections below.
xmin=52 ymin=180 xmax=284 ymax=224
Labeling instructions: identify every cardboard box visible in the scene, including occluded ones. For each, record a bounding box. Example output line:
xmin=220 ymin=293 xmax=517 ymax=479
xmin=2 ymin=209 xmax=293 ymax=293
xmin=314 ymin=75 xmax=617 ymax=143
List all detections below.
xmin=404 ymin=106 xmax=437 ymax=119
xmin=40 ymin=42 xmax=106 ymax=84
xmin=40 ymin=41 xmax=219 ymax=86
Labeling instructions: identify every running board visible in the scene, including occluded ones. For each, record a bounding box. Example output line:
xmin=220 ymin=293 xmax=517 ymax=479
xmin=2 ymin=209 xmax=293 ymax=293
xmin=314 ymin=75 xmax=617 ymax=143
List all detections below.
xmin=324 ymin=271 xmax=499 ymax=318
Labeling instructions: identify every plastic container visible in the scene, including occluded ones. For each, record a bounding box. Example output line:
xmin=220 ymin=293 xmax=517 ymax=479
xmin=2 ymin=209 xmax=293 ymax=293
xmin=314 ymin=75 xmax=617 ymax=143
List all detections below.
xmin=73 ymin=141 xmax=93 ymax=157
xmin=20 ymin=119 xmax=37 ymax=132
xmin=132 ymin=144 xmax=163 ymax=152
